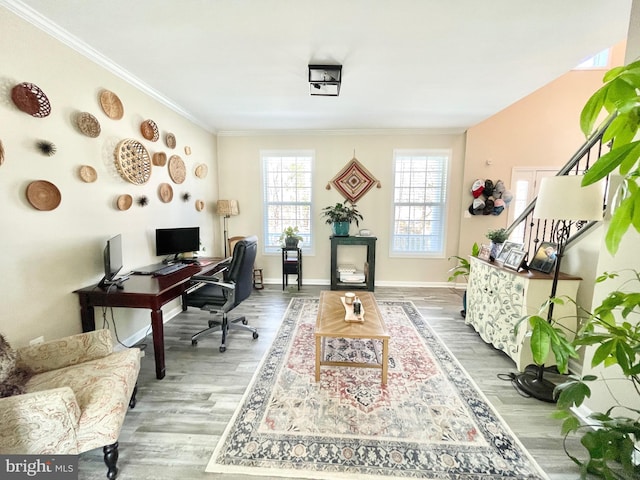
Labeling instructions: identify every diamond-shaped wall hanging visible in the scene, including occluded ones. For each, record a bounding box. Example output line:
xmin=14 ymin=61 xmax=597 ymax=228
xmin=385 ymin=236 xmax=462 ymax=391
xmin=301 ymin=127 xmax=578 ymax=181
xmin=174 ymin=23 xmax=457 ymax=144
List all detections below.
xmin=327 ymin=154 xmax=381 ymax=203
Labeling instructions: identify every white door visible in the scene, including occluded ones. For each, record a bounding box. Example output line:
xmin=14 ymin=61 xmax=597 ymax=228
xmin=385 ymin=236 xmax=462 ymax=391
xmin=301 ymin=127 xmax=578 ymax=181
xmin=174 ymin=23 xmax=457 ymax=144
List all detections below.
xmin=509 ymin=168 xmax=557 ymax=242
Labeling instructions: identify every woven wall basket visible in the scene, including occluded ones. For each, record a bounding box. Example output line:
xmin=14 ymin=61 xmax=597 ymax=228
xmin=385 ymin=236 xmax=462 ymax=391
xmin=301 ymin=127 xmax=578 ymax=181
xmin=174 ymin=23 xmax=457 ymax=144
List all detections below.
xmin=99 ymin=90 xmax=124 ymax=120
xmin=12 ymin=82 xmax=51 ymax=118
xmin=141 ymin=119 xmax=159 ymax=142
xmin=114 ymin=139 xmax=151 ymax=185
xmin=76 ymin=112 xmax=101 ymax=138
xmin=168 ymin=155 xmax=186 ymax=184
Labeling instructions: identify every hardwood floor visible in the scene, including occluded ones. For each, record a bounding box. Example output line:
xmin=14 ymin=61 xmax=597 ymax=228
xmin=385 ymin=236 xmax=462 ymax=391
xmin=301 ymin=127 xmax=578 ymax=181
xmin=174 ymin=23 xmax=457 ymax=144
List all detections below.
xmin=79 ymin=285 xmax=588 ymax=479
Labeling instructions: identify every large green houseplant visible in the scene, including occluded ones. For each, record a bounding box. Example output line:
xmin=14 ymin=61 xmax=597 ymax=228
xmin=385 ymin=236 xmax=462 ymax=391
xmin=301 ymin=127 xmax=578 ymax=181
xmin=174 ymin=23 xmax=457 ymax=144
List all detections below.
xmin=523 ymin=58 xmax=640 ymax=479
xmin=320 ymin=200 xmax=363 ymax=236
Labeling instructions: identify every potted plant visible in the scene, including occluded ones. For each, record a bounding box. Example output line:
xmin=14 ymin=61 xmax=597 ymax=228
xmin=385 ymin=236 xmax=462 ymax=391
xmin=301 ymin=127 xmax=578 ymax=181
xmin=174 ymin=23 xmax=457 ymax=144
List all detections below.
xmin=448 ymin=242 xmax=480 ymax=318
xmin=520 ymin=58 xmax=640 ymax=478
xmin=278 ymin=226 xmax=303 ymax=248
xmin=320 ymin=200 xmax=363 ymax=236
xmin=486 ymin=227 xmax=509 ymax=261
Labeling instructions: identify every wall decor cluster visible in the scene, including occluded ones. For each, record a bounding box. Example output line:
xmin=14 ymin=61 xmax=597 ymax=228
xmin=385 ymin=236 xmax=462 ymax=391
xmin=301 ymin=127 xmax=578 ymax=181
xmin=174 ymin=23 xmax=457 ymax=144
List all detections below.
xmin=468 ymin=178 xmax=513 ymax=216
xmin=327 ymin=153 xmax=381 ymax=203
xmin=26 ymin=180 xmax=61 ymax=211
xmin=7 ymin=79 xmax=204 ymax=213
xmin=140 ymin=119 xmax=159 ymax=142
xmin=99 ymin=90 xmax=124 ymax=120
xmin=11 ymin=82 xmax=51 ymax=118
xmin=76 ymin=112 xmax=101 ymax=138
xmin=114 ymin=138 xmax=152 ymax=185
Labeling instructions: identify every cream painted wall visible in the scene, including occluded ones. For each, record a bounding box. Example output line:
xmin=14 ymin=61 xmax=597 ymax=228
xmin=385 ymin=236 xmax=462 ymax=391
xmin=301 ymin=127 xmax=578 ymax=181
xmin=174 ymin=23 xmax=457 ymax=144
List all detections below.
xmin=0 ymin=9 xmax=218 ymax=347
xmin=217 ymin=132 xmax=466 ymax=285
xmin=459 ymin=42 xmax=627 ymax=264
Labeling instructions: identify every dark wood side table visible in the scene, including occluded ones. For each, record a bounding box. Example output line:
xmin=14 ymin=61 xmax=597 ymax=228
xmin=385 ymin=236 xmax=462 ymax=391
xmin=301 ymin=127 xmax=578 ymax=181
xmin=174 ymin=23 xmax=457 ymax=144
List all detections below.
xmin=74 ymin=258 xmax=225 ymax=380
xmin=330 ymin=235 xmax=376 ymax=291
xmin=281 ymin=247 xmax=302 ymax=290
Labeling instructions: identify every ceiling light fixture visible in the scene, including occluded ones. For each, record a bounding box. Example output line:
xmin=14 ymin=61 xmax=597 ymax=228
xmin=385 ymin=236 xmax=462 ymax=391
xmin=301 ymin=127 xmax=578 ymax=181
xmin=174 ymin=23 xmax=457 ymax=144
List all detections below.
xmin=308 ymin=65 xmax=342 ymax=96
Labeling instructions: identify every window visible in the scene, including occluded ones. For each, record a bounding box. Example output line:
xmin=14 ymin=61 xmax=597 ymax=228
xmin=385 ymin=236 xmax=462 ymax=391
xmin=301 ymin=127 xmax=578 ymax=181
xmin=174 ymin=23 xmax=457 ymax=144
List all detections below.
xmin=574 ymin=48 xmax=610 ymax=69
xmin=262 ymin=150 xmax=313 ymax=253
xmin=391 ymin=149 xmax=449 ymax=256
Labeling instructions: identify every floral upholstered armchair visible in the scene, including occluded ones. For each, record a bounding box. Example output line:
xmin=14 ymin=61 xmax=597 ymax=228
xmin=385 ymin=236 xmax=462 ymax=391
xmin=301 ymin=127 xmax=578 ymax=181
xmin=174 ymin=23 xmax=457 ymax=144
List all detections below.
xmin=0 ymin=329 xmax=141 ymax=479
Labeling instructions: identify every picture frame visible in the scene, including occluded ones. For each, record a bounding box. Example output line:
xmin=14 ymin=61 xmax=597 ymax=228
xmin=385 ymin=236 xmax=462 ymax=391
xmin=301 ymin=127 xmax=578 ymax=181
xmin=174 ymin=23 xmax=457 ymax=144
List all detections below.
xmin=478 ymin=244 xmax=491 ymax=261
xmin=495 ymin=241 xmax=524 ymax=264
xmin=528 ymin=242 xmax=558 ymax=274
xmin=504 ymin=249 xmax=527 ymax=271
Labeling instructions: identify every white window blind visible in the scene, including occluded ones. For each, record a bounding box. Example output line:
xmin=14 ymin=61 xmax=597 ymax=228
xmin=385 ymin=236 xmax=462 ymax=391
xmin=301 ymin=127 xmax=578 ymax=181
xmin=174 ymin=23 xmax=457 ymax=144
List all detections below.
xmin=391 ymin=149 xmax=449 ymax=256
xmin=262 ymin=151 xmax=313 ymax=253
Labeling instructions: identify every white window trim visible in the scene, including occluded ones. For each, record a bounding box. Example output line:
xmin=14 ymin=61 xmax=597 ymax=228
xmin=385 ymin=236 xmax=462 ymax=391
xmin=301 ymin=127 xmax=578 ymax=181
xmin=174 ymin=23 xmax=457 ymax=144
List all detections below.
xmin=261 ymin=149 xmax=315 ymax=256
xmin=389 ymin=148 xmax=450 ymax=259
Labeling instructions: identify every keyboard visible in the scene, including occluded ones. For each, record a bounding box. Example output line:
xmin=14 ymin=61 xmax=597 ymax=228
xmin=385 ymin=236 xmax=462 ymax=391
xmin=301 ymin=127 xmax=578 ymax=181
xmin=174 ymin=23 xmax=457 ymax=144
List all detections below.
xmin=152 ymin=263 xmax=188 ymax=276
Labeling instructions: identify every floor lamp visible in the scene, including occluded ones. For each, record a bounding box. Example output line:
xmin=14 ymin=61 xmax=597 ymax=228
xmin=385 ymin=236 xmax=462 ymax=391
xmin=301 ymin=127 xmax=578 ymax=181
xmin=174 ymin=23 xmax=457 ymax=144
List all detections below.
xmin=514 ymin=175 xmax=604 ymax=402
xmin=215 ymin=199 xmax=239 ymax=258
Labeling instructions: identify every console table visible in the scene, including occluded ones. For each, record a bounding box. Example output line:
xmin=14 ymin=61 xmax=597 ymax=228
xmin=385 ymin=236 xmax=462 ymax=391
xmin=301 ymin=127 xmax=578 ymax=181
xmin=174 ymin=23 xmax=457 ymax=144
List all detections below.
xmin=74 ymin=257 xmax=226 ymax=380
xmin=330 ymin=235 xmax=376 ymax=291
xmin=466 ymin=256 xmax=581 ymax=371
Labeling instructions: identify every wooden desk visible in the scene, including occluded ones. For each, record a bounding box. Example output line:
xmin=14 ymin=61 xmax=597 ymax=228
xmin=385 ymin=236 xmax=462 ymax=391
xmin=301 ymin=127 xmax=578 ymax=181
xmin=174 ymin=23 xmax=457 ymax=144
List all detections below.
xmin=315 ymin=291 xmax=390 ymax=384
xmin=74 ymin=258 xmax=226 ymax=380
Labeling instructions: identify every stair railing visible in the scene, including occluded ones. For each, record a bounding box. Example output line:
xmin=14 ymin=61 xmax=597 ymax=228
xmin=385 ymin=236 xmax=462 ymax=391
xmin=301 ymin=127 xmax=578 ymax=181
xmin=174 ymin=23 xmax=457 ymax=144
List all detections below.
xmin=504 ymin=115 xmax=614 ymax=260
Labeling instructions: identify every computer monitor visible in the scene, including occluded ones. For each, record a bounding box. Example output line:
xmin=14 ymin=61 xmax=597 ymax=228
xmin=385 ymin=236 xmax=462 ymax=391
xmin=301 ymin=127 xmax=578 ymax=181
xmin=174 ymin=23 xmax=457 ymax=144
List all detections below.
xmin=98 ymin=234 xmax=127 ymax=288
xmin=155 ymin=227 xmax=200 ymax=263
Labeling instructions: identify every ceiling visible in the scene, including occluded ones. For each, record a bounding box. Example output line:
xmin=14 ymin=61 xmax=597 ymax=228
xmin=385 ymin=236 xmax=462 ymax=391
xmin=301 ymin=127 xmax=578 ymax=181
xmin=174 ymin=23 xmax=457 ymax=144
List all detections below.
xmin=3 ymin=0 xmax=633 ymax=133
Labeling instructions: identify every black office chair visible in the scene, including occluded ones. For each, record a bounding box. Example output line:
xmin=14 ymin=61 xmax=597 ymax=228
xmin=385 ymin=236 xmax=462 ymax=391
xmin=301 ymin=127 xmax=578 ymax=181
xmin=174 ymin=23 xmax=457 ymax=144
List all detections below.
xmin=184 ymin=235 xmax=259 ymax=352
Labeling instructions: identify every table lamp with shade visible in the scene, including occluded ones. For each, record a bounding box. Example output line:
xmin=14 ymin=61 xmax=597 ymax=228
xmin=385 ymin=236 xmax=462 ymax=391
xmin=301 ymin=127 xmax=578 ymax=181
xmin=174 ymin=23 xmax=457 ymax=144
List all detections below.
xmin=514 ymin=175 xmax=604 ymax=402
xmin=215 ymin=199 xmax=239 ymax=258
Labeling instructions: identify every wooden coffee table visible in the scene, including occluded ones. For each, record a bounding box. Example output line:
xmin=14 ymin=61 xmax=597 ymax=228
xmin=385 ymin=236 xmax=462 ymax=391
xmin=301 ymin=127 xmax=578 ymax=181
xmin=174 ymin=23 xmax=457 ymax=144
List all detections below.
xmin=315 ymin=291 xmax=390 ymax=384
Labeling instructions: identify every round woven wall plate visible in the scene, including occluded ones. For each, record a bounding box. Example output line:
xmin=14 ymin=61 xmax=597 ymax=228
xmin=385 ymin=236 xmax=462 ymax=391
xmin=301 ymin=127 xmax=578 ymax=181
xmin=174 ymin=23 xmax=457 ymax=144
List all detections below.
xmin=99 ymin=90 xmax=124 ymax=120
xmin=152 ymin=152 xmax=167 ymax=166
xmin=12 ymin=82 xmax=51 ymax=118
xmin=76 ymin=112 xmax=101 ymax=137
xmin=141 ymin=119 xmax=159 ymax=141
xmin=117 ymin=194 xmax=133 ymax=211
xmin=79 ymin=165 xmax=97 ymax=183
xmin=158 ymin=183 xmax=173 ymax=203
xmin=195 ymin=199 xmax=205 ymax=211
xmin=195 ymin=163 xmax=208 ymax=179
xmin=26 ymin=180 xmax=61 ymax=210
xmin=165 ymin=133 xmax=176 ymax=149
xmin=114 ymin=139 xmax=152 ymax=185
xmin=168 ymin=155 xmax=186 ymax=184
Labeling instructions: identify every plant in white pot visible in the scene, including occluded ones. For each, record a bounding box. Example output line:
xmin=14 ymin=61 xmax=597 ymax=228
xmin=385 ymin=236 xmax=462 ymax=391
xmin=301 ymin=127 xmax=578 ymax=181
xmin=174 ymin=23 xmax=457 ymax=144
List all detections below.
xmin=320 ymin=201 xmax=363 ymax=236
xmin=486 ymin=227 xmax=509 ymax=261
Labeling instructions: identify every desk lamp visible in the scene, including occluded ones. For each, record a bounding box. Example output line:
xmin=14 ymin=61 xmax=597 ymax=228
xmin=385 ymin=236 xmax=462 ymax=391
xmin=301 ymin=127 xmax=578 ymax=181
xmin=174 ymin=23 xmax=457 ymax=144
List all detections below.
xmin=514 ymin=175 xmax=604 ymax=402
xmin=216 ymin=199 xmax=239 ymax=257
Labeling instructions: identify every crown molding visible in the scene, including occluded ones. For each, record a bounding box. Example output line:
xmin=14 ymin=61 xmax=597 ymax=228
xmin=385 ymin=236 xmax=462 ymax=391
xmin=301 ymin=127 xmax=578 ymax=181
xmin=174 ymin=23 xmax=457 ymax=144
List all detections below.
xmin=217 ymin=127 xmax=466 ymax=137
xmin=1 ymin=0 xmax=213 ymax=132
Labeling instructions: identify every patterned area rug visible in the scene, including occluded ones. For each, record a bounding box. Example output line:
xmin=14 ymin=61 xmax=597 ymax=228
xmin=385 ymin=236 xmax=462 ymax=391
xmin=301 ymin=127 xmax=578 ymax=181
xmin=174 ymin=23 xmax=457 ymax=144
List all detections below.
xmin=206 ymin=298 xmax=548 ymax=479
